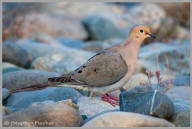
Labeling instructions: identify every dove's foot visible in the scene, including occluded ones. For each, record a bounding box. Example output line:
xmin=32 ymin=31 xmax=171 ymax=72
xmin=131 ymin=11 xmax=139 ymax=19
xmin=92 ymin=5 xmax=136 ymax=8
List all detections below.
xmin=101 ymin=93 xmax=119 ymax=107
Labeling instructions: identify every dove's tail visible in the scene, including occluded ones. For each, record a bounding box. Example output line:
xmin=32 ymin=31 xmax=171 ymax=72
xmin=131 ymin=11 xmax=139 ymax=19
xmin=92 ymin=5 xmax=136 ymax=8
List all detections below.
xmin=10 ymin=81 xmax=61 ymax=93
xmin=10 ymin=75 xmax=86 ymax=93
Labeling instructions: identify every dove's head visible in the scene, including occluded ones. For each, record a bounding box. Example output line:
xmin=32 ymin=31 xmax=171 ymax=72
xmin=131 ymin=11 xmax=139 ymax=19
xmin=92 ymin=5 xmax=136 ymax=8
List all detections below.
xmin=129 ymin=25 xmax=156 ymax=42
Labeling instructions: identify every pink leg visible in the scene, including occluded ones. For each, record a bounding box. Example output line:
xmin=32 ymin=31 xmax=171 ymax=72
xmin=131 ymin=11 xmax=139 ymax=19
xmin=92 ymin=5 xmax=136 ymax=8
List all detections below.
xmin=101 ymin=93 xmax=119 ymax=107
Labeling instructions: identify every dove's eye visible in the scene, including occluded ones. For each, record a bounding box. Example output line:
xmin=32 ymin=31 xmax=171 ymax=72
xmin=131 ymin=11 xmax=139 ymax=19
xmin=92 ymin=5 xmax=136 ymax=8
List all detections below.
xmin=140 ymin=29 xmax=144 ymax=33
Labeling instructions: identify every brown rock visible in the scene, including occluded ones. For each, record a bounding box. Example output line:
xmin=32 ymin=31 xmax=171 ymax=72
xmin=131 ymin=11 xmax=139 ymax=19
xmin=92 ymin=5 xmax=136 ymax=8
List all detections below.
xmin=3 ymin=13 xmax=88 ymax=41
xmin=3 ymin=103 xmax=84 ymax=127
xmin=83 ymin=112 xmax=174 ymax=127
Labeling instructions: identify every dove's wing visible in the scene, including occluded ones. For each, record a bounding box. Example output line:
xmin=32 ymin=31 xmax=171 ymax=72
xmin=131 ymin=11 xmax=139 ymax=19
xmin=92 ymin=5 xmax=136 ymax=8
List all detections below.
xmin=48 ymin=50 xmax=128 ymax=87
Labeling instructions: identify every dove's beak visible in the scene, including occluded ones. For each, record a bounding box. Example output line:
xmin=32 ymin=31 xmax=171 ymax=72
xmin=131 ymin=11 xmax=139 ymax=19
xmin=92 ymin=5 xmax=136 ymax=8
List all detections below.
xmin=148 ymin=33 xmax=156 ymax=39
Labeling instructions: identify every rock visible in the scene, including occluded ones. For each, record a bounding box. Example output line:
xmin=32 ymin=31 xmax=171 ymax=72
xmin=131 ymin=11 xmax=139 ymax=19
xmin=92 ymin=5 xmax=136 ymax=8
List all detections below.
xmin=171 ymin=76 xmax=190 ymax=86
xmin=150 ymin=76 xmax=190 ymax=91
xmin=17 ymin=42 xmax=94 ymax=61
xmin=84 ymin=109 xmax=119 ymax=122
xmin=170 ymin=99 xmax=190 ymax=127
xmin=82 ymin=41 xmax=108 ymax=52
xmin=3 ymin=70 xmax=60 ymax=91
xmin=123 ymin=73 xmax=148 ymax=90
xmin=77 ymin=97 xmax=118 ymax=118
xmin=3 ymin=62 xmax=23 ymax=74
xmin=56 ymin=37 xmax=86 ymax=49
xmin=134 ymin=60 xmax=147 ymax=74
xmin=81 ymin=15 xmax=123 ymax=41
xmin=158 ymin=3 xmax=190 ymax=28
xmin=54 ymin=3 xmax=125 ymax=19
xmin=128 ymin=3 xmax=166 ymax=24
xmin=2 ymin=43 xmax=33 ymax=68
xmin=123 ymin=73 xmax=174 ymax=91
xmin=31 ymin=52 xmax=91 ymax=73
xmin=36 ymin=35 xmax=88 ymax=49
xmin=82 ymin=38 xmax=124 ymax=52
xmin=3 ymin=88 xmax=10 ymax=101
xmin=6 ymin=87 xmax=82 ymax=112
xmin=82 ymin=112 xmax=174 ymax=127
xmin=119 ymin=90 xmax=174 ymax=118
xmin=3 ymin=102 xmax=84 ymax=127
xmin=150 ymin=74 xmax=174 ymax=84
xmin=165 ymin=87 xmax=190 ymax=101
xmin=138 ymin=41 xmax=190 ymax=76
xmin=56 ymin=99 xmax=79 ymax=110
xmin=34 ymin=33 xmax=64 ymax=47
xmin=147 ymin=18 xmax=190 ymax=42
xmin=4 ymin=12 xmax=88 ymax=40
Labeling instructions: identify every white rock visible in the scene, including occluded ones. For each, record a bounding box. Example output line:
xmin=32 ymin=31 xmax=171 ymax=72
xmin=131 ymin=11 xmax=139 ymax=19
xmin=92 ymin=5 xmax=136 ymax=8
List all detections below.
xmin=123 ymin=73 xmax=148 ymax=90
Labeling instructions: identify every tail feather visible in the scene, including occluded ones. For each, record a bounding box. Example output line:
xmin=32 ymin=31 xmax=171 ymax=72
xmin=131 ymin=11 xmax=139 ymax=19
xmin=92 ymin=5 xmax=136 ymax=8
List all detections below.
xmin=48 ymin=75 xmax=85 ymax=84
xmin=11 ymin=75 xmax=86 ymax=93
xmin=10 ymin=81 xmax=60 ymax=93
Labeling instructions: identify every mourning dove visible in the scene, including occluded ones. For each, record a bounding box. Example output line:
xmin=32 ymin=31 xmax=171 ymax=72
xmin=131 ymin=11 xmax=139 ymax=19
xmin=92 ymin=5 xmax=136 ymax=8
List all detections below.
xmin=12 ymin=25 xmax=156 ymax=99
xmin=47 ymin=25 xmax=156 ymax=93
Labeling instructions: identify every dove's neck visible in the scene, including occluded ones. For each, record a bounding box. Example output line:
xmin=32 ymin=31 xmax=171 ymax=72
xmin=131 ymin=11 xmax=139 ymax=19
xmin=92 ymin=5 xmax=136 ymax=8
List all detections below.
xmin=111 ymin=37 xmax=143 ymax=65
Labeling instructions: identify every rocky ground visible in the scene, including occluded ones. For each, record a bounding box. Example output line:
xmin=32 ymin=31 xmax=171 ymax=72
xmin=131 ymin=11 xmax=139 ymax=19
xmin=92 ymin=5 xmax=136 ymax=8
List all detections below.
xmin=2 ymin=3 xmax=190 ymax=127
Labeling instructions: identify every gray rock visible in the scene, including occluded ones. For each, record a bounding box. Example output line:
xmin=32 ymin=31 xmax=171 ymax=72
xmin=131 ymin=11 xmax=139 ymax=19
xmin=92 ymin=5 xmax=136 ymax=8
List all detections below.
xmin=3 ymin=88 xmax=10 ymax=101
xmin=77 ymin=97 xmax=118 ymax=118
xmin=123 ymin=73 xmax=148 ymax=90
xmin=17 ymin=42 xmax=94 ymax=61
xmin=3 ymin=70 xmax=60 ymax=91
xmin=3 ymin=62 xmax=23 ymax=74
xmin=6 ymin=87 xmax=82 ymax=112
xmin=83 ymin=38 xmax=124 ymax=52
xmin=56 ymin=37 xmax=86 ymax=49
xmin=82 ymin=41 xmax=108 ymax=52
xmin=170 ymin=99 xmax=190 ymax=127
xmin=31 ymin=52 xmax=92 ymax=73
xmin=82 ymin=15 xmax=123 ymax=41
xmin=2 ymin=43 xmax=33 ymax=68
xmin=119 ymin=89 xmax=174 ymax=118
xmin=165 ymin=87 xmax=190 ymax=101
xmin=3 ymin=102 xmax=84 ymax=127
xmin=138 ymin=40 xmax=190 ymax=76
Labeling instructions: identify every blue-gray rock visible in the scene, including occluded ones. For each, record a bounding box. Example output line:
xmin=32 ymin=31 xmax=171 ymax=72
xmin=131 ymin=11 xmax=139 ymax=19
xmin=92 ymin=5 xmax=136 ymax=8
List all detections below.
xmin=6 ymin=87 xmax=82 ymax=112
xmin=170 ymin=99 xmax=190 ymax=127
xmin=81 ymin=15 xmax=123 ymax=41
xmin=83 ymin=38 xmax=124 ymax=52
xmin=3 ymin=70 xmax=60 ymax=91
xmin=165 ymin=86 xmax=190 ymax=101
xmin=15 ymin=42 xmax=94 ymax=73
xmin=56 ymin=37 xmax=86 ymax=49
xmin=17 ymin=42 xmax=94 ymax=60
xmin=151 ymin=76 xmax=190 ymax=90
xmin=2 ymin=43 xmax=33 ymax=68
xmin=119 ymin=89 xmax=174 ymax=118
xmin=31 ymin=52 xmax=92 ymax=73
xmin=138 ymin=40 xmax=190 ymax=76
xmin=3 ymin=62 xmax=23 ymax=74
xmin=3 ymin=88 xmax=10 ymax=101
xmin=84 ymin=109 xmax=119 ymax=122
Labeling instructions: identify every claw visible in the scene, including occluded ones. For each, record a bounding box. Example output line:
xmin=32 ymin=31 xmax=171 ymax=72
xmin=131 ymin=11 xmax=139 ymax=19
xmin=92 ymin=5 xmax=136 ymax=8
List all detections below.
xmin=101 ymin=93 xmax=119 ymax=107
